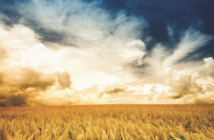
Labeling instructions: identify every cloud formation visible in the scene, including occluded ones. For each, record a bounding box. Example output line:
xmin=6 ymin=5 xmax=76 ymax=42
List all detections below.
xmin=14 ymin=0 xmax=147 ymax=47
xmin=0 ymin=22 xmax=73 ymax=106
xmin=57 ymin=71 xmax=72 ymax=89
xmin=0 ymin=68 xmax=55 ymax=106
xmin=0 ymin=0 xmax=213 ymax=105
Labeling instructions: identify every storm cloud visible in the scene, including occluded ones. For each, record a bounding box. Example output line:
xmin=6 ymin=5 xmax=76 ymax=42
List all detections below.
xmin=0 ymin=68 xmax=55 ymax=106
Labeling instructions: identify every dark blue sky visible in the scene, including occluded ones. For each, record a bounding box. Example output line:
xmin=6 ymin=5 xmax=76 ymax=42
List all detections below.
xmin=101 ymin=0 xmax=214 ymax=58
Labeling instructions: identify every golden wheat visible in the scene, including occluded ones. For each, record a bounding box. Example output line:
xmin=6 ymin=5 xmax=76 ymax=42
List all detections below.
xmin=0 ymin=105 xmax=213 ymax=140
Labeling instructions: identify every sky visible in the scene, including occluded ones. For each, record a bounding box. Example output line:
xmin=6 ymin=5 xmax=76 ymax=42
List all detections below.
xmin=0 ymin=0 xmax=214 ymax=106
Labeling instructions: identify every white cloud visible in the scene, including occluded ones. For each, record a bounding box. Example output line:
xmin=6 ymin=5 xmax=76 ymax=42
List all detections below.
xmin=164 ymin=29 xmax=212 ymax=66
xmin=17 ymin=0 xmax=147 ymax=46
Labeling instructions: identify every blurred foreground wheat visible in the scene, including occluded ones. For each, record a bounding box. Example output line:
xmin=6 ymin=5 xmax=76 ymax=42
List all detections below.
xmin=0 ymin=105 xmax=214 ymax=140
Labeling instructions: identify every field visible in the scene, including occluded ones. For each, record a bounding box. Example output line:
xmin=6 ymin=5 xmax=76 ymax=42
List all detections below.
xmin=0 ymin=105 xmax=214 ymax=140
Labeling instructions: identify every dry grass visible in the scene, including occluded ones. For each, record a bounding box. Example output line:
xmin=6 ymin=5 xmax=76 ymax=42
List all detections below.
xmin=0 ymin=105 xmax=214 ymax=140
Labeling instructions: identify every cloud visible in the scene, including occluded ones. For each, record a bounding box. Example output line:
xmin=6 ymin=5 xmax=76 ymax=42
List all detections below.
xmin=164 ymin=28 xmax=213 ymax=66
xmin=0 ymin=18 xmax=147 ymax=105
xmin=0 ymin=47 xmax=7 ymax=61
xmin=194 ymin=97 xmax=214 ymax=104
xmin=0 ymin=0 xmax=213 ymax=105
xmin=0 ymin=68 xmax=55 ymax=106
xmin=134 ymin=28 xmax=214 ymax=103
xmin=15 ymin=0 xmax=147 ymax=47
xmin=57 ymin=71 xmax=72 ymax=89
xmin=203 ymin=57 xmax=214 ymax=77
xmin=0 ymin=22 xmax=74 ymax=106
xmin=99 ymin=84 xmax=127 ymax=98
xmin=166 ymin=57 xmax=214 ymax=99
xmin=167 ymin=71 xmax=204 ymax=99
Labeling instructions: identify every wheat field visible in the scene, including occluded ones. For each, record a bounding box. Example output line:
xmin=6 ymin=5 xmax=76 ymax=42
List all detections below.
xmin=0 ymin=105 xmax=214 ymax=140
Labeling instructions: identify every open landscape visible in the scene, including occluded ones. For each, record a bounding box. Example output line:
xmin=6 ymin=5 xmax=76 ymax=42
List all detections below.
xmin=0 ymin=0 xmax=214 ymax=140
xmin=1 ymin=105 xmax=214 ymax=140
